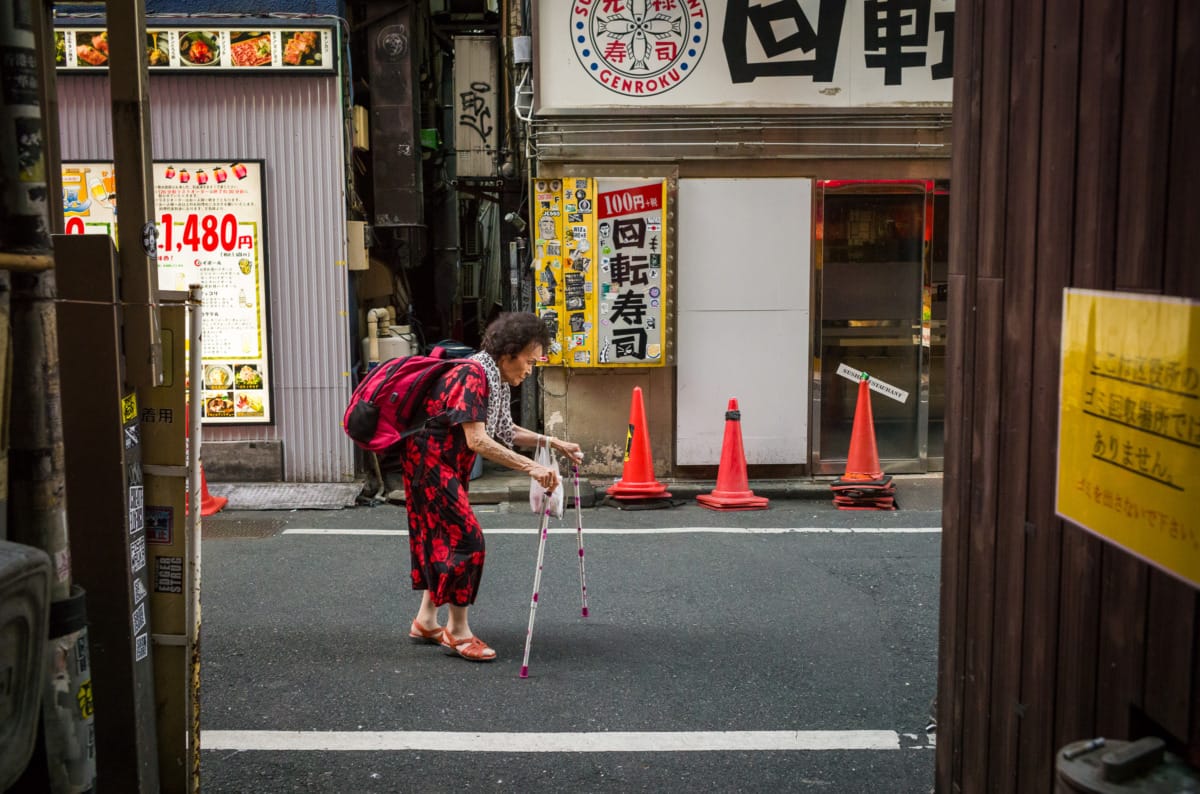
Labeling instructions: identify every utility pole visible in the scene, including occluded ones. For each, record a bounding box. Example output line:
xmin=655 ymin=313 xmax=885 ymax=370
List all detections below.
xmin=3 ymin=0 xmax=97 ymax=789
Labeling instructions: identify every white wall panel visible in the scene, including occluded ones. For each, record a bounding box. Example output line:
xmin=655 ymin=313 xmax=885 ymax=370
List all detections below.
xmin=676 ymin=179 xmax=811 ymax=466
xmin=57 ymin=74 xmax=352 ymax=482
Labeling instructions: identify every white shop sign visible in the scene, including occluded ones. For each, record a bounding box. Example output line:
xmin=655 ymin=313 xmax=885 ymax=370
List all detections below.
xmin=537 ymin=0 xmax=954 ymax=111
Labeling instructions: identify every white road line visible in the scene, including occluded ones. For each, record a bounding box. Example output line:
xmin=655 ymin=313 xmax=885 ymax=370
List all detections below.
xmin=282 ymin=527 xmax=940 ymax=536
xmin=201 ymin=729 xmax=902 ymax=753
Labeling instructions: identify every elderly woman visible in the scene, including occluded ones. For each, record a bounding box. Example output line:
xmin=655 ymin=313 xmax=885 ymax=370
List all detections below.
xmin=402 ymin=313 xmax=582 ymax=662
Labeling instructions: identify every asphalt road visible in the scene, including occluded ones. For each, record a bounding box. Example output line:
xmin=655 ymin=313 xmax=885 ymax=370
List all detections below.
xmin=199 ymin=487 xmax=941 ymax=793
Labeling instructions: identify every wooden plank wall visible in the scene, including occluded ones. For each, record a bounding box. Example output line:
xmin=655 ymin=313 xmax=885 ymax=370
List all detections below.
xmin=936 ymin=2 xmax=1200 ymax=792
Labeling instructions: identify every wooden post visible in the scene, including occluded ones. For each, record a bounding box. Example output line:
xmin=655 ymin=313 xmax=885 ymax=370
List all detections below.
xmin=106 ymin=0 xmax=162 ymax=388
xmin=55 ymin=233 xmax=159 ymax=790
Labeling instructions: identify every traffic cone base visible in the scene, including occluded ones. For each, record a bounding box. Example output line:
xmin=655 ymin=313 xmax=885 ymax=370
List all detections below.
xmin=832 ymin=478 xmax=894 ymax=494
xmin=608 ymin=387 xmax=671 ymax=501
xmin=697 ymin=492 xmax=768 ymax=511
xmin=199 ymin=463 xmax=227 ymax=516
xmin=607 ymin=481 xmax=671 ymax=498
xmin=835 ymin=502 xmax=897 ymax=511
xmin=832 ymin=475 xmax=893 ymax=490
xmin=697 ymin=398 xmax=770 ymax=512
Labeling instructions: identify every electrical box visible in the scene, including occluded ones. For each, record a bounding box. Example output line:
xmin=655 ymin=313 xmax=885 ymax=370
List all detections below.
xmin=512 ymin=35 xmax=532 ymax=64
xmin=0 ymin=541 xmax=52 ymax=791
xmin=352 ymin=106 xmax=370 ymax=151
xmin=347 ymin=221 xmax=368 ymax=271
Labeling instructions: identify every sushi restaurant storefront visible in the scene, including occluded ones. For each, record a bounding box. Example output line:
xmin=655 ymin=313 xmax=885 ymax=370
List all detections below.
xmin=54 ymin=18 xmax=354 ymax=483
xmin=532 ymin=0 xmax=954 ymax=477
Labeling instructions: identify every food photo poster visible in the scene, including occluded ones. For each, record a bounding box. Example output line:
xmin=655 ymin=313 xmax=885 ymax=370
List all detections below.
xmin=62 ymin=160 xmax=274 ymax=425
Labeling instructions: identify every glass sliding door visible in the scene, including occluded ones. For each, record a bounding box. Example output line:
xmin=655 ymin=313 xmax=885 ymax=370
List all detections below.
xmin=813 ymin=180 xmax=936 ymax=474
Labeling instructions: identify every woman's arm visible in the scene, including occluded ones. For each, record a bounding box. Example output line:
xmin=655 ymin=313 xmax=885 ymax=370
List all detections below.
xmin=512 ymin=425 xmax=583 ymax=462
xmin=463 ymin=421 xmax=558 ymax=490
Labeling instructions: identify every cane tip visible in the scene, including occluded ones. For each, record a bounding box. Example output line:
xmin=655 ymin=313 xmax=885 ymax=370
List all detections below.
xmin=519 ymin=666 xmax=529 ymax=678
xmin=581 ymin=608 xmax=589 ymax=618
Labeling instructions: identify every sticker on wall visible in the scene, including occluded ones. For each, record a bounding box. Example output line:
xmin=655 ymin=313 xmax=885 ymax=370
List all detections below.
xmin=155 ymin=555 xmax=183 ymax=594
xmin=146 ymin=506 xmax=174 ymax=545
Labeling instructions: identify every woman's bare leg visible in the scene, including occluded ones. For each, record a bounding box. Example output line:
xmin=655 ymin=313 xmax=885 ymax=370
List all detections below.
xmin=414 ymin=591 xmax=440 ymax=631
xmin=446 ymin=604 xmax=472 ymax=640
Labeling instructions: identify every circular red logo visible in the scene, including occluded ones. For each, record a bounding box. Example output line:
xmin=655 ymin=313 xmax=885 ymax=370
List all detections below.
xmin=572 ymin=0 xmax=709 ymax=97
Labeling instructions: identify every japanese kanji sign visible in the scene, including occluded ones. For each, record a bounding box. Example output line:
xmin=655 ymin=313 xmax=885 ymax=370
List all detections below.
xmin=62 ymin=161 xmax=273 ymax=425
xmin=1056 ymin=289 xmax=1200 ymax=588
xmin=540 ymin=0 xmax=954 ymax=110
xmin=532 ymin=176 xmax=668 ymax=367
xmin=596 ymin=179 xmax=667 ymax=364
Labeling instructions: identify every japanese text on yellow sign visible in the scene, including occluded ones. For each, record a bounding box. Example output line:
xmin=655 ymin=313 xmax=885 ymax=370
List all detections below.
xmin=1056 ymin=289 xmax=1200 ymax=587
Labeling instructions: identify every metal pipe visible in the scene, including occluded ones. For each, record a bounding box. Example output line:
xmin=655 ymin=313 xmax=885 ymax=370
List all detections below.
xmin=186 ymin=284 xmax=202 ymax=652
xmin=186 ymin=283 xmax=203 ymax=792
xmin=0 ymin=5 xmax=52 ymax=255
xmin=532 ymin=122 xmax=951 ymax=135
xmin=530 ymin=140 xmax=948 ymax=149
xmin=0 ymin=253 xmax=55 ymax=271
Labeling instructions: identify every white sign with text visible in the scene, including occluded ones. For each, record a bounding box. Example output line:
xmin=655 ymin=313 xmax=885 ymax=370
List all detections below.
xmin=538 ymin=0 xmax=954 ymax=111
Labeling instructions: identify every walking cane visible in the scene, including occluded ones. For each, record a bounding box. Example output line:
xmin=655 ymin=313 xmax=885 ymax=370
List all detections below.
xmin=519 ymin=495 xmax=553 ymax=679
xmin=573 ymin=463 xmax=590 ymax=618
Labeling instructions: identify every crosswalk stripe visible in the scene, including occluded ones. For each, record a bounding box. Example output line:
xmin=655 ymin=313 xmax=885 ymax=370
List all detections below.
xmin=202 ymin=729 xmax=905 ymax=752
xmin=281 ymin=527 xmax=940 ymax=536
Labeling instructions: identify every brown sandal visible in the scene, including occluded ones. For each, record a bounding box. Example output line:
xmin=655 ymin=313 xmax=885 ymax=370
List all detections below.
xmin=440 ymin=629 xmax=497 ymax=662
xmin=409 ymin=620 xmax=443 ymax=644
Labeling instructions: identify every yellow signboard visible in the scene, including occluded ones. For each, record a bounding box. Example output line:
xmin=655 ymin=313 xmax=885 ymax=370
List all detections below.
xmin=1056 ymin=289 xmax=1200 ymax=587
xmin=532 ymin=177 xmax=567 ymax=365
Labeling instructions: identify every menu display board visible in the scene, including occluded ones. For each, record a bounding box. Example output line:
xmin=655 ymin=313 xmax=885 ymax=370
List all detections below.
xmin=532 ymin=176 xmax=668 ymax=367
xmin=55 ymin=26 xmax=334 ymax=73
xmin=62 ymin=160 xmax=272 ymax=425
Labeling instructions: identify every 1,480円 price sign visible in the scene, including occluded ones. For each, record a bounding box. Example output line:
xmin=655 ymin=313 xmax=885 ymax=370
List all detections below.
xmin=62 ymin=160 xmax=273 ymax=425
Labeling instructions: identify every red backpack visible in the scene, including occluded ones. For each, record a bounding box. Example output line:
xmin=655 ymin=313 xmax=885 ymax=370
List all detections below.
xmin=342 ymin=348 xmax=484 ymax=453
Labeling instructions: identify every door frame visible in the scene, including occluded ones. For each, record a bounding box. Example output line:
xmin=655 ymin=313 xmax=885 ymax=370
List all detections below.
xmin=810 ymin=179 xmax=935 ymax=475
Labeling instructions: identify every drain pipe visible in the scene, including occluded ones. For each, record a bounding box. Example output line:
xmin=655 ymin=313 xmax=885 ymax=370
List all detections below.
xmin=366 ymin=307 xmax=391 ymax=368
xmin=186 ymin=284 xmax=203 ymax=788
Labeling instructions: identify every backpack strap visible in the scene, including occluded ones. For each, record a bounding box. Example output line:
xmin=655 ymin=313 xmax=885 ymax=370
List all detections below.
xmin=400 ymin=359 xmax=487 ymax=440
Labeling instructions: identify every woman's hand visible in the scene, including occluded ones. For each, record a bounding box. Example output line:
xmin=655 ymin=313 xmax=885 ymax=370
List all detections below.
xmin=550 ymin=436 xmax=584 ymax=463
xmin=531 ymin=462 xmax=559 ymax=492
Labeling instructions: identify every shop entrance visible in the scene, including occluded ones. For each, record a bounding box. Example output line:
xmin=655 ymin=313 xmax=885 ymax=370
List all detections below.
xmin=812 ymin=180 xmax=949 ymax=474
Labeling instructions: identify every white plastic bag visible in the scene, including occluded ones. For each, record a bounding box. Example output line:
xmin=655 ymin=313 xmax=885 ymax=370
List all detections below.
xmin=529 ymin=437 xmax=564 ymax=518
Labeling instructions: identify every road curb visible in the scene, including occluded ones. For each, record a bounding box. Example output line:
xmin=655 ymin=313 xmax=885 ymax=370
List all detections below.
xmin=388 ymin=474 xmax=943 ymax=508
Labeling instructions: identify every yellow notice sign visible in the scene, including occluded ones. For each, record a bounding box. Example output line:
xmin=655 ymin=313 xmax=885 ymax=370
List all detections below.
xmin=1056 ymin=289 xmax=1200 ymax=587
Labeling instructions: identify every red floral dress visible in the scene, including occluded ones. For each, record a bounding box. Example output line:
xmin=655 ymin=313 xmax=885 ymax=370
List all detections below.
xmin=400 ymin=362 xmax=489 ymax=606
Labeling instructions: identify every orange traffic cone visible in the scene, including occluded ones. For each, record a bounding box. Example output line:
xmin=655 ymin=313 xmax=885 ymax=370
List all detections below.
xmin=184 ymin=462 xmax=227 ymax=516
xmin=697 ymin=398 xmax=768 ymax=511
xmin=831 ymin=375 xmax=895 ymax=510
xmin=841 ymin=377 xmax=884 ymax=481
xmin=184 ymin=404 xmax=227 ymax=516
xmin=199 ymin=463 xmax=227 ymax=516
xmin=607 ymin=386 xmax=671 ymax=500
